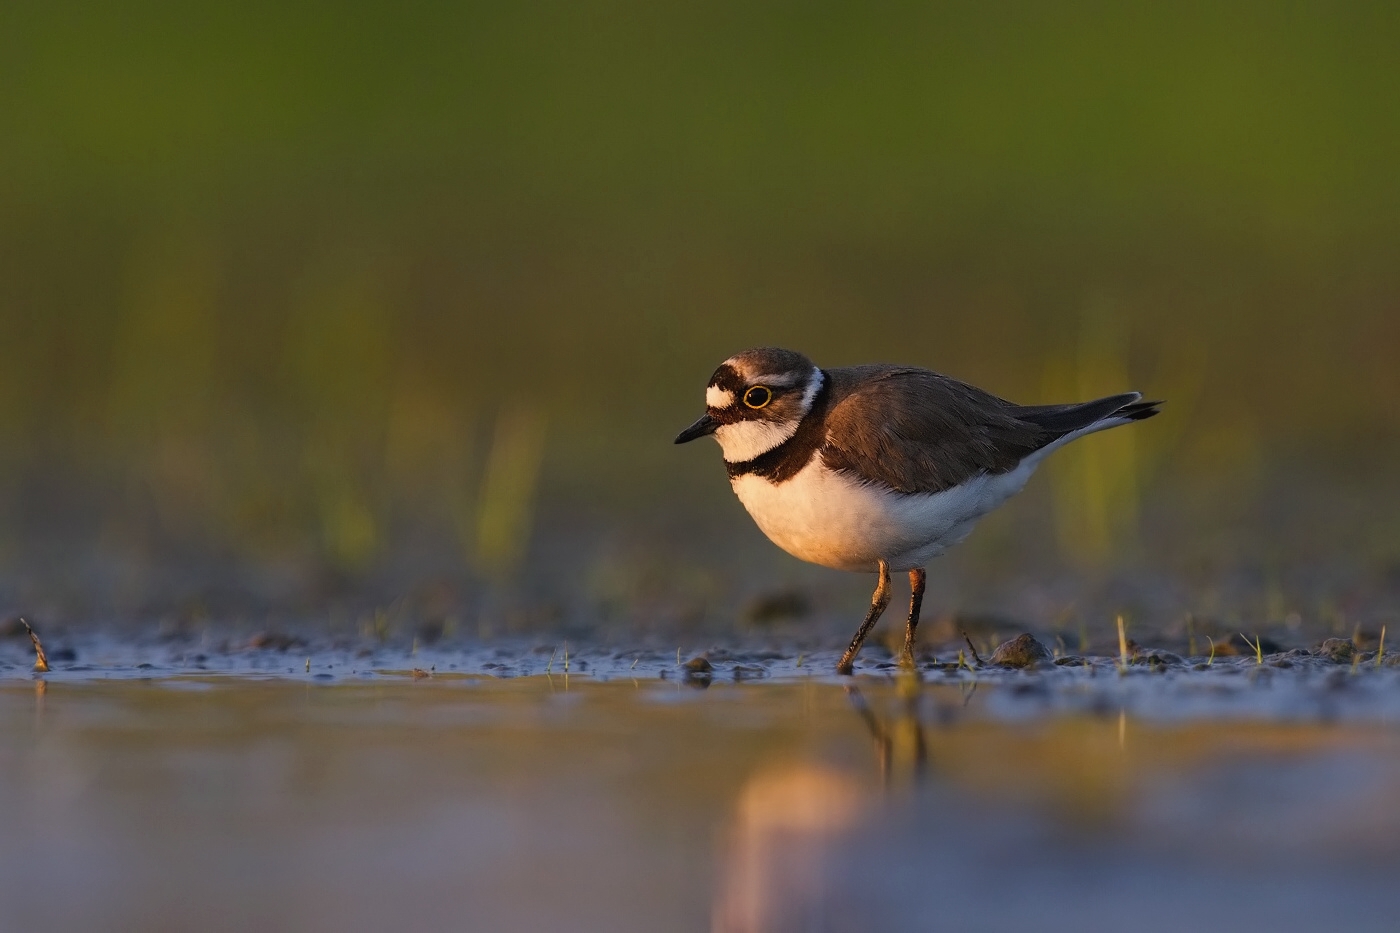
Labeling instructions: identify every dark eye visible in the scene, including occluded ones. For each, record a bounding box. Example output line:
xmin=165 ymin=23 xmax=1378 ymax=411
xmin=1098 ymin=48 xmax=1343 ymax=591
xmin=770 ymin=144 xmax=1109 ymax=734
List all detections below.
xmin=743 ymin=385 xmax=772 ymax=409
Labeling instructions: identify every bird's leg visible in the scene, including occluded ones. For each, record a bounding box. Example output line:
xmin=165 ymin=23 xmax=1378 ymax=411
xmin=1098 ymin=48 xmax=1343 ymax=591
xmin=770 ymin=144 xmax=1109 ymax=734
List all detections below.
xmin=837 ymin=558 xmax=891 ymax=675
xmin=901 ymin=568 xmax=926 ymax=667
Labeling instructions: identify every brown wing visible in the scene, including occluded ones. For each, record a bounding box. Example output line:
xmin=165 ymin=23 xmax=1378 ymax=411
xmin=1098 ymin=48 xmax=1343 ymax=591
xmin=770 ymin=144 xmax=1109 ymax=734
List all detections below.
xmin=818 ymin=366 xmax=1055 ymax=494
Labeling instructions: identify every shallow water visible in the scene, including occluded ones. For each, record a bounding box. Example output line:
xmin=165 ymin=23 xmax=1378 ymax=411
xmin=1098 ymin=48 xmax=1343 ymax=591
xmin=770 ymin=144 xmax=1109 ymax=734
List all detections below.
xmin=3 ymin=665 xmax=1400 ymax=932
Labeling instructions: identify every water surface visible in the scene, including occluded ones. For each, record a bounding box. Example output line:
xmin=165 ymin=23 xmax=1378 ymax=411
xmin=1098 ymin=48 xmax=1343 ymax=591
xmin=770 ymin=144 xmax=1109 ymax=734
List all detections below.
xmin=3 ymin=670 xmax=1399 ymax=932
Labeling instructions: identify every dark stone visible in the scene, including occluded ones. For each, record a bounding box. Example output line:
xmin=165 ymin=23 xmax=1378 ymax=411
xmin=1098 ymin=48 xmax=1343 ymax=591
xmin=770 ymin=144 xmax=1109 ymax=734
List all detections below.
xmin=990 ymin=633 xmax=1052 ymax=669
xmin=1315 ymin=638 xmax=1357 ymax=663
xmin=682 ymin=657 xmax=714 ymax=688
xmin=1130 ymin=650 xmax=1184 ymax=668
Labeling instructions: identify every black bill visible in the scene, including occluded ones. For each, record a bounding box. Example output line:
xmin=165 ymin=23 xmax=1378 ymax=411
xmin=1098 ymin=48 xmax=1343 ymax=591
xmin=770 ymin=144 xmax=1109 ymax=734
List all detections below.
xmin=674 ymin=413 xmax=718 ymax=444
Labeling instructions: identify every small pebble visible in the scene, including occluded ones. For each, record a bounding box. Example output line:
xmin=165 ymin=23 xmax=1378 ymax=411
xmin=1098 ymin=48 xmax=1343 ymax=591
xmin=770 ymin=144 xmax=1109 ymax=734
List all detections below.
xmin=1315 ymin=638 xmax=1357 ymax=663
xmin=990 ymin=634 xmax=1051 ymax=669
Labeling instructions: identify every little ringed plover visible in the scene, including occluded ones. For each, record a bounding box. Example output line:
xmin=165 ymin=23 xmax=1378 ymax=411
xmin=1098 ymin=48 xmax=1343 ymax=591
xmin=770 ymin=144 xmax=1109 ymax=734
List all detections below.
xmin=675 ymin=347 xmax=1161 ymax=674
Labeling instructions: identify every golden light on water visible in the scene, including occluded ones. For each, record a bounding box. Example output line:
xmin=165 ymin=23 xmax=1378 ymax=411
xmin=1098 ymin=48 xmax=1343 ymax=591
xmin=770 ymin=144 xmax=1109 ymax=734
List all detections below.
xmin=6 ymin=669 xmax=1400 ymax=930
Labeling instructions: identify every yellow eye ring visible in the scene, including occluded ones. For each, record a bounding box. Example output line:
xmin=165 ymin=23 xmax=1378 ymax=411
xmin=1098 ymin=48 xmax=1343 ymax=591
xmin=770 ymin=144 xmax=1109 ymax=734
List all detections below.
xmin=743 ymin=385 xmax=772 ymax=409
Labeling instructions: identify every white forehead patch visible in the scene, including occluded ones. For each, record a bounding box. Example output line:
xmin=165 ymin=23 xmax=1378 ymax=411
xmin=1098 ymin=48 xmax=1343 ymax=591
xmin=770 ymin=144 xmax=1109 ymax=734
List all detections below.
xmin=706 ymin=385 xmax=736 ymax=409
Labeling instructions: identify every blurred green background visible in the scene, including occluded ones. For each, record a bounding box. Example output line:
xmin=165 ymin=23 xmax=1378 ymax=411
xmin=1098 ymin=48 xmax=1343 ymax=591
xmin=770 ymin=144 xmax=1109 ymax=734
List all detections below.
xmin=2 ymin=1 xmax=1398 ymax=634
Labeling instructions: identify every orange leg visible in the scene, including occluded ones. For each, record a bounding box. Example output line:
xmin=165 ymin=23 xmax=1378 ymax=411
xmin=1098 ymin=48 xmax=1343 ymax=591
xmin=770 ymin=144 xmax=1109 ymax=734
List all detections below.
xmin=902 ymin=568 xmax=926 ymax=666
xmin=837 ymin=558 xmax=891 ymax=675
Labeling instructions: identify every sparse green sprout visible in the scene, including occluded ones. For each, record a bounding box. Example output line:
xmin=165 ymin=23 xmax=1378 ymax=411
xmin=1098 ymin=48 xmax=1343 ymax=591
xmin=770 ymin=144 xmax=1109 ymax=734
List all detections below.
xmin=563 ymin=642 xmax=570 ymax=673
xmin=1207 ymin=636 xmax=1216 ymax=666
xmin=630 ymin=656 xmax=640 ymax=670
xmin=1240 ymin=633 xmax=1263 ymax=665
xmin=546 ymin=647 xmax=557 ymax=674
xmin=305 ymin=657 xmax=310 ymax=673
xmin=795 ymin=653 xmax=805 ymax=668
xmin=1378 ymin=625 xmax=1387 ymax=668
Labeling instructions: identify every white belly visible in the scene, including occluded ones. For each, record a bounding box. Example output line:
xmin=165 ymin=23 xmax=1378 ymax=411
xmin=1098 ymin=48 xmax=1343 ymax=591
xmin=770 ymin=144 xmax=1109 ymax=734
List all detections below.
xmin=730 ymin=454 xmax=1040 ymax=572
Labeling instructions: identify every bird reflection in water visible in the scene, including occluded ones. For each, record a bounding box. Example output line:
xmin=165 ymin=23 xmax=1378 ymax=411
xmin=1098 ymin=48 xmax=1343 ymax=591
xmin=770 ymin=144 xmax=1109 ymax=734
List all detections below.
xmin=844 ymin=670 xmax=936 ymax=790
xmin=712 ymin=671 xmax=940 ymax=932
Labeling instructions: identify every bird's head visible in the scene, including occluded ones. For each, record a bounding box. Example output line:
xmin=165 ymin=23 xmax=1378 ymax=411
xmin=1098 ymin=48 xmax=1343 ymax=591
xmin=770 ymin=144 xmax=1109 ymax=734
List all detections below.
xmin=674 ymin=347 xmax=823 ymax=462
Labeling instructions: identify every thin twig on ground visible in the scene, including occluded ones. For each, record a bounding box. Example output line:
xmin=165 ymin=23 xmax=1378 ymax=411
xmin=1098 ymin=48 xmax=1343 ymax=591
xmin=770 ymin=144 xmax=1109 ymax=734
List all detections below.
xmin=20 ymin=618 xmax=48 ymax=673
xmin=961 ymin=632 xmax=983 ymax=666
xmin=1117 ymin=615 xmax=1129 ymax=671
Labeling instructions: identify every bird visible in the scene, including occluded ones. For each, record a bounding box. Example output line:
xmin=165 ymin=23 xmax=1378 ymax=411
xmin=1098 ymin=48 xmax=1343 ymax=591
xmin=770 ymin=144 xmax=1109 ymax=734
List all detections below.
xmin=674 ymin=347 xmax=1161 ymax=674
